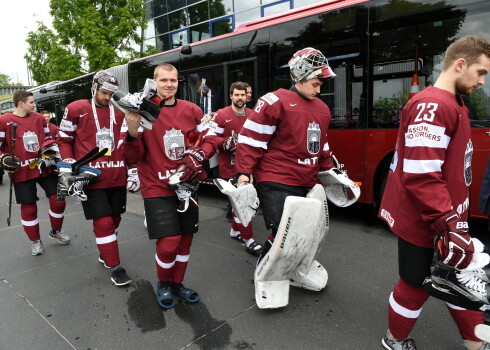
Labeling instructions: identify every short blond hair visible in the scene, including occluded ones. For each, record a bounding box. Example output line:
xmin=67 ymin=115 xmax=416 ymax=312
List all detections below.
xmin=154 ymin=63 xmax=177 ymax=79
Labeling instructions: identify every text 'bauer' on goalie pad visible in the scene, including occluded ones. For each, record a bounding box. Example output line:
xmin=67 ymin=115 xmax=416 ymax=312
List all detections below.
xmin=213 ymin=178 xmax=259 ymax=227
xmin=318 ymin=168 xmax=360 ymax=207
xmin=289 ymin=184 xmax=329 ymax=292
xmin=255 ymin=196 xmax=322 ymax=309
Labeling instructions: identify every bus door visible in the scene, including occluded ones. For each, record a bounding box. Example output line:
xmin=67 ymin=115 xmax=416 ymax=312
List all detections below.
xmin=180 ymin=64 xmax=225 ymax=112
xmin=223 ymin=57 xmax=257 ymax=106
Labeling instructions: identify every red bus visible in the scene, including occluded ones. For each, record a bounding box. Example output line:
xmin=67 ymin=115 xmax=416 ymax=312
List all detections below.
xmin=35 ymin=0 xmax=490 ymax=217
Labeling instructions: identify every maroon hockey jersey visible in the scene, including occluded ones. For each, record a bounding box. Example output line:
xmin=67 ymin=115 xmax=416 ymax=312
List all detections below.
xmin=213 ymin=106 xmax=253 ymax=179
xmin=379 ymin=86 xmax=472 ymax=248
xmin=123 ymin=99 xmax=217 ymax=198
xmin=0 ymin=112 xmax=52 ymax=183
xmin=235 ymin=88 xmax=335 ymax=187
xmin=57 ymin=99 xmax=128 ymax=189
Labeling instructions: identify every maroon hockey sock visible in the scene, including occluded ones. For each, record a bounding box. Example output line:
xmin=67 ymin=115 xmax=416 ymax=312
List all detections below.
xmin=446 ymin=303 xmax=484 ymax=341
xmin=155 ymin=236 xmax=181 ymax=282
xmin=172 ymin=235 xmax=193 ymax=284
xmin=21 ymin=203 xmax=40 ymax=241
xmin=48 ymin=195 xmax=65 ymax=231
xmin=231 ymin=211 xmax=254 ymax=240
xmin=388 ymin=278 xmax=429 ymax=340
xmin=93 ymin=216 xmax=120 ymax=267
xmin=112 ymin=214 xmax=121 ymax=234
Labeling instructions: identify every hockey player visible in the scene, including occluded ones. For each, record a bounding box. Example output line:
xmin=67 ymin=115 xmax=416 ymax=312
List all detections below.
xmin=41 ymin=110 xmax=57 ymax=139
xmin=212 ymin=81 xmax=262 ymax=254
xmin=378 ymin=35 xmax=490 ymax=350
xmin=57 ymin=71 xmax=135 ymax=287
xmin=123 ymin=63 xmax=217 ymax=309
xmin=234 ymin=47 xmax=338 ymax=306
xmin=0 ymin=90 xmax=69 ymax=255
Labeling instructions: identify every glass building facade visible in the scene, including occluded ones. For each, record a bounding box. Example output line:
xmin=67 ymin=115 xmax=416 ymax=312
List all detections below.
xmin=143 ymin=0 xmax=321 ymax=52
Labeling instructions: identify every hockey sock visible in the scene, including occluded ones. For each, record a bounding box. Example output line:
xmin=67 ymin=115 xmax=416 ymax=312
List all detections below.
xmin=172 ymin=235 xmax=193 ymax=284
xmin=446 ymin=302 xmax=484 ymax=341
xmin=93 ymin=216 xmax=120 ymax=268
xmin=232 ymin=210 xmax=254 ymax=240
xmin=388 ymin=278 xmax=429 ymax=340
xmin=21 ymin=203 xmax=40 ymax=241
xmin=112 ymin=214 xmax=121 ymax=235
xmin=48 ymin=194 xmax=65 ymax=231
xmin=155 ymin=235 xmax=181 ymax=282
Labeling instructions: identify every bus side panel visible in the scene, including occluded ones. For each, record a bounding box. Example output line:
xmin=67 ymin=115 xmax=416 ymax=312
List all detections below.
xmin=470 ymin=129 xmax=490 ymax=219
xmin=328 ymin=129 xmax=366 ymax=203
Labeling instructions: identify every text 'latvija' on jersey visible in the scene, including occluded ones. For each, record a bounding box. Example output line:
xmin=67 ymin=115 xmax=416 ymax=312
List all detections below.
xmin=379 ymin=86 xmax=472 ymax=248
xmin=234 ymin=88 xmax=335 ymax=187
xmin=212 ymin=106 xmax=253 ymax=179
xmin=0 ymin=112 xmax=52 ymax=183
xmin=123 ymin=99 xmax=217 ymax=198
xmin=57 ymin=99 xmax=128 ymax=189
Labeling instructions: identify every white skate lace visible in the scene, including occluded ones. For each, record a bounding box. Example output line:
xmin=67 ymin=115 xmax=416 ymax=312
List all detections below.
xmin=68 ymin=179 xmax=90 ymax=201
xmin=175 ymin=189 xmax=198 ymax=206
xmin=457 ymin=270 xmax=487 ymax=295
xmin=122 ymin=92 xmax=143 ymax=108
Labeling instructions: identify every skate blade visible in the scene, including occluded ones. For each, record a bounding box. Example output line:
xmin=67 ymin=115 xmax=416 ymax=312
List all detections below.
xmin=475 ymin=324 xmax=490 ymax=342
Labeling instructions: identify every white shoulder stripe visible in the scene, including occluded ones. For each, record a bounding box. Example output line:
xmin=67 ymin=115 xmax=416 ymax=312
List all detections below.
xmin=238 ymin=134 xmax=268 ymax=149
xmin=403 ymin=158 xmax=443 ymax=174
xmin=243 ymin=119 xmax=276 ymax=134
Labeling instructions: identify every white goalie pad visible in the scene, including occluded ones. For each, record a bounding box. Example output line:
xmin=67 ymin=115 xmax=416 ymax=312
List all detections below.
xmin=255 ymin=196 xmax=322 ymax=309
xmin=318 ymin=168 xmax=360 ymax=207
xmin=213 ymin=178 xmax=259 ymax=227
xmin=290 ymin=184 xmax=329 ymax=291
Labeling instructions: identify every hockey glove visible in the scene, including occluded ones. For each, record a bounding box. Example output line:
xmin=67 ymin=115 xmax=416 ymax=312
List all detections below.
xmin=0 ymin=153 xmax=21 ymax=173
xmin=431 ymin=211 xmax=474 ymax=270
xmin=178 ymin=148 xmax=205 ymax=182
xmin=127 ymin=167 xmax=140 ymax=192
xmin=222 ymin=136 xmax=237 ymax=152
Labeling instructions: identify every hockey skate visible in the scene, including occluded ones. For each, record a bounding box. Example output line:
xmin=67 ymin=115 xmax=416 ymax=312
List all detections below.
xmin=174 ymin=180 xmax=199 ymax=213
xmin=111 ymin=79 xmax=160 ymax=130
xmin=57 ymin=163 xmax=101 ymax=201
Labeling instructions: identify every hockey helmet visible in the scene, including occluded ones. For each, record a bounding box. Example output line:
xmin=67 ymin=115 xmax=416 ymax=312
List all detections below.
xmin=91 ymin=70 xmax=119 ymax=96
xmin=288 ymin=47 xmax=336 ymax=82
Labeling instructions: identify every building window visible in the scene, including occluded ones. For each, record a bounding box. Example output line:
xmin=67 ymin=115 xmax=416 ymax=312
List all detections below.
xmin=144 ymin=19 xmax=156 ymax=39
xmin=234 ymin=0 xmax=260 ymax=13
xmin=211 ymin=15 xmax=234 ymax=37
xmin=293 ymin=0 xmax=321 ymax=8
xmin=168 ymin=8 xmax=189 ymax=31
xmin=154 ymin=15 xmax=169 ymax=36
xmin=188 ymin=2 xmax=209 ymax=25
xmin=262 ymin=0 xmax=292 ymax=17
xmin=189 ymin=22 xmax=210 ymax=43
xmin=211 ymin=0 xmax=233 ymax=17
xmin=168 ymin=0 xmax=186 ymax=12
xmin=234 ymin=7 xmax=262 ymax=27
xmin=171 ymin=29 xmax=189 ymax=48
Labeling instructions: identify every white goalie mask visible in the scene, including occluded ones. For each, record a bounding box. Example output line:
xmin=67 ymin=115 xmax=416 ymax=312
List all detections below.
xmin=288 ymin=47 xmax=336 ymax=82
xmin=91 ymin=70 xmax=119 ymax=97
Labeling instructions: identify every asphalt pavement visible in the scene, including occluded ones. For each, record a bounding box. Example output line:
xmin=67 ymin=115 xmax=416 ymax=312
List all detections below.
xmin=0 ymin=176 xmax=487 ymax=350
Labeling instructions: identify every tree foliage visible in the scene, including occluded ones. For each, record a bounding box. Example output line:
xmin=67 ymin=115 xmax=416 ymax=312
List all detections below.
xmin=25 ymin=0 xmax=149 ymax=84
xmin=0 ymin=73 xmax=14 ymax=86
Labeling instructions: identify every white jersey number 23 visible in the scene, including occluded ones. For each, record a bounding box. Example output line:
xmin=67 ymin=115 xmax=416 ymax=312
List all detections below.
xmin=414 ymin=102 xmax=438 ymax=122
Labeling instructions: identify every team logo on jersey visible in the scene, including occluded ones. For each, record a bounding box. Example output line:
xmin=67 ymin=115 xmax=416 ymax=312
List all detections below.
xmin=23 ymin=131 xmax=39 ymax=152
xmin=307 ymin=122 xmax=321 ymax=155
xmin=164 ymin=128 xmax=185 ymax=160
xmin=464 ymin=140 xmax=473 ymax=186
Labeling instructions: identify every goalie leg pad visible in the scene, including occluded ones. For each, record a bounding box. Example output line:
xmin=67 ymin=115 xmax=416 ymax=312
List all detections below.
xmin=290 ymin=184 xmax=329 ymax=291
xmin=214 ymin=178 xmax=259 ymax=227
xmin=255 ymin=196 xmax=322 ymax=309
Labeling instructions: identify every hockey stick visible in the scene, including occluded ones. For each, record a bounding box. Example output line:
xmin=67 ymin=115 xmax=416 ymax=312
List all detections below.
xmin=71 ymin=147 xmax=108 ymax=174
xmin=7 ymin=123 xmax=17 ymax=226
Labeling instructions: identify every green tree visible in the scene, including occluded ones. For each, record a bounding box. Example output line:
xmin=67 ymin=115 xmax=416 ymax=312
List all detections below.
xmin=0 ymin=73 xmax=14 ymax=86
xmin=25 ymin=0 xmax=148 ymax=84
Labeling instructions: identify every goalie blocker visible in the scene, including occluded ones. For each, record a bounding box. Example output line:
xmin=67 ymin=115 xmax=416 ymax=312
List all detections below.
xmin=255 ymin=185 xmax=329 ymax=309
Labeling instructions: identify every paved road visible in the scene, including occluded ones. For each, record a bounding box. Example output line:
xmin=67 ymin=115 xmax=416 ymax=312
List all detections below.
xmin=0 ymin=176 xmax=488 ymax=350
